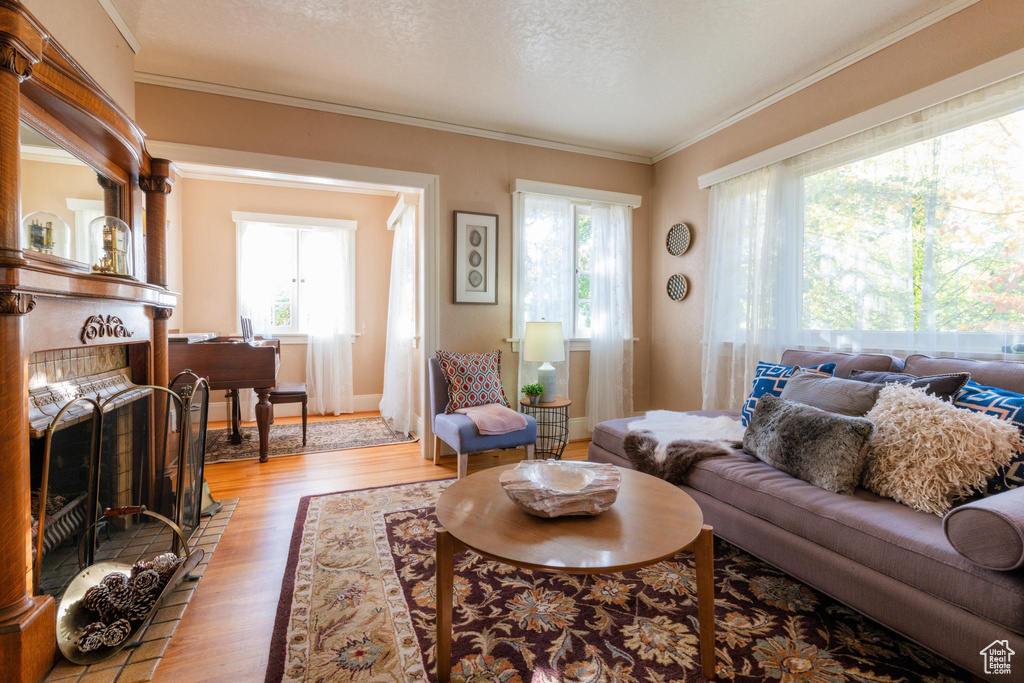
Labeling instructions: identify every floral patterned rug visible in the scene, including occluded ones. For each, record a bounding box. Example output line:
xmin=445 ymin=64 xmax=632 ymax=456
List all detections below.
xmin=205 ymin=417 xmax=415 ymax=462
xmin=267 ymin=479 xmax=967 ymax=682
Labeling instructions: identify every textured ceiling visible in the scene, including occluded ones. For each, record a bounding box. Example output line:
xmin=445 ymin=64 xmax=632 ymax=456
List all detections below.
xmin=114 ymin=0 xmax=957 ymax=158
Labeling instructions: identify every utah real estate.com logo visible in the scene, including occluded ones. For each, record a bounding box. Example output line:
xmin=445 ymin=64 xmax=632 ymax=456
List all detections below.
xmin=980 ymin=640 xmax=1015 ymax=676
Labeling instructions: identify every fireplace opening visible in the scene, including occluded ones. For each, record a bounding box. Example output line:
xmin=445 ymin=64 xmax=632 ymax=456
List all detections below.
xmin=28 ymin=346 xmax=207 ymax=602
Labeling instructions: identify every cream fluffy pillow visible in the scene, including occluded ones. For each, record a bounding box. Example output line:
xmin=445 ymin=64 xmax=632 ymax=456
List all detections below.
xmin=863 ymin=383 xmax=1023 ymax=516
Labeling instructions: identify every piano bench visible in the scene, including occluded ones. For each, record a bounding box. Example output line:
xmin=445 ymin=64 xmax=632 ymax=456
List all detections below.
xmin=269 ymin=383 xmax=308 ymax=445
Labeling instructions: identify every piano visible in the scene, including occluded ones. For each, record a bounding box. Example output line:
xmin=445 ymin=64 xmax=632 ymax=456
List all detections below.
xmin=169 ymin=334 xmax=281 ymax=462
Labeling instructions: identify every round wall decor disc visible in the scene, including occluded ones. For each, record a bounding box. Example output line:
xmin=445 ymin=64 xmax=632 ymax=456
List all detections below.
xmin=667 ymin=273 xmax=689 ymax=301
xmin=667 ymin=222 xmax=691 ymax=256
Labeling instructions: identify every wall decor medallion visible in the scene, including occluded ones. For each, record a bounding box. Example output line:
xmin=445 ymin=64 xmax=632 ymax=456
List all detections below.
xmin=80 ymin=315 xmax=134 ymax=344
xmin=667 ymin=222 xmax=691 ymax=256
xmin=453 ymin=211 xmax=498 ymax=304
xmin=667 ymin=273 xmax=689 ymax=301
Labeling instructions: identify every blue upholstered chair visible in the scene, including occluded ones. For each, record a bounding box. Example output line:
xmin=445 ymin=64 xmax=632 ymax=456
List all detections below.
xmin=429 ymin=358 xmax=537 ymax=478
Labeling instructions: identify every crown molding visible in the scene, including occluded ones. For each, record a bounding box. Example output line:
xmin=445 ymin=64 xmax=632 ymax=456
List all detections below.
xmin=134 ymin=72 xmax=653 ymax=165
xmin=97 ymin=0 xmax=141 ymax=54
xmin=172 ymin=162 xmax=399 ymax=197
xmin=651 ymin=0 xmax=980 ymax=164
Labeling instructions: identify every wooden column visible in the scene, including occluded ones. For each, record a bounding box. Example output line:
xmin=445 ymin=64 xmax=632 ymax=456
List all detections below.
xmin=0 ymin=24 xmax=56 ymax=683
xmin=141 ymin=161 xmax=173 ymax=389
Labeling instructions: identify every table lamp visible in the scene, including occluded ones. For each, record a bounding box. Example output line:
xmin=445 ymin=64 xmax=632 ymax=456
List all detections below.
xmin=522 ymin=321 xmax=564 ymax=403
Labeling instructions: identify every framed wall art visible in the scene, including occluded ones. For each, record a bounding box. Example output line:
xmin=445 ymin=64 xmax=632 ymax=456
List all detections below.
xmin=453 ymin=210 xmax=498 ymax=304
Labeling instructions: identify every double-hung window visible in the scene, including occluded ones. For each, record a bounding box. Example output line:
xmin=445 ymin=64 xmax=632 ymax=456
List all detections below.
xmin=572 ymin=203 xmax=593 ymax=339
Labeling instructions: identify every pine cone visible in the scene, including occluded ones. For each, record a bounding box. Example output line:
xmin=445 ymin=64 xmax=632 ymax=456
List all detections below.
xmin=126 ymin=591 xmax=157 ymax=623
xmin=99 ymin=603 xmax=126 ymax=624
xmin=130 ymin=560 xmax=154 ymax=579
xmin=132 ymin=568 xmax=160 ymax=596
xmin=76 ymin=621 xmax=107 ymax=653
xmin=108 ymin=582 xmax=136 ymax=612
xmin=82 ymin=583 xmax=110 ymax=613
xmin=101 ymin=572 xmax=129 ymax=589
xmin=152 ymin=552 xmax=180 ymax=576
xmin=100 ymin=618 xmax=132 ymax=647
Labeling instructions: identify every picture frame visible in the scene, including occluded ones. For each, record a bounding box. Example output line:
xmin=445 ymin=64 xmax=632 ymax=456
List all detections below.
xmin=453 ymin=210 xmax=498 ymax=304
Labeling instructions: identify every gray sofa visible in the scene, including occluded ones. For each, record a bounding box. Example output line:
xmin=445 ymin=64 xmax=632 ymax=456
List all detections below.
xmin=588 ymin=349 xmax=1024 ymax=679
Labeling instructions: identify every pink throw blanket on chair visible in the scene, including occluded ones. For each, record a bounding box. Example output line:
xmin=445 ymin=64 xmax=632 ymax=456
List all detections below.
xmin=456 ymin=403 xmax=528 ymax=435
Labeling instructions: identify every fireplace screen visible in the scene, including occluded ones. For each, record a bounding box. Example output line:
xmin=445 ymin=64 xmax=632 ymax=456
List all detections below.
xmin=31 ymin=374 xmax=209 ymax=601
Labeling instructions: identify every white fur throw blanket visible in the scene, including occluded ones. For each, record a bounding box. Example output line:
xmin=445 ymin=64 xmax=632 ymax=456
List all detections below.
xmin=623 ymin=411 xmax=745 ymax=484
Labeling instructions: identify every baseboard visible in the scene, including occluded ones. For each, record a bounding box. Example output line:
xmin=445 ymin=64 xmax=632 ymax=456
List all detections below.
xmin=208 ymin=393 xmax=383 ymax=421
xmin=568 ymin=417 xmax=592 ymax=441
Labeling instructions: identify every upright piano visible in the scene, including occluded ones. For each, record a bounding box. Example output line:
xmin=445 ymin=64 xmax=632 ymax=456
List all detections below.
xmin=168 ymin=334 xmax=280 ymax=462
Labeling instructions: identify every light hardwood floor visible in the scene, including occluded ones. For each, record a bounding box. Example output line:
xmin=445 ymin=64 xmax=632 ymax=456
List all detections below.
xmin=155 ymin=412 xmax=589 ymax=682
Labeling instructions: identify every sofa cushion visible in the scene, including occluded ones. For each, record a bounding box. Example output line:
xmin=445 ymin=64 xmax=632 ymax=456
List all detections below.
xmin=954 ymin=380 xmax=1024 ymax=496
xmin=905 ymin=354 xmax=1024 ymax=394
xmin=848 ymin=369 xmax=969 ymax=402
xmin=780 ymin=349 xmax=904 ymax=378
xmin=741 ymin=361 xmax=837 ymax=426
xmin=945 ymin=488 xmax=1024 ymax=571
xmin=686 ymin=452 xmax=1024 ymax=633
xmin=591 ymin=410 xmax=742 ymax=460
xmin=780 ymin=371 xmax=882 ymax=416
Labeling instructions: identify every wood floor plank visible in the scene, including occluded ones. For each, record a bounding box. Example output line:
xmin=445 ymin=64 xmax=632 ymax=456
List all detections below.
xmin=155 ymin=413 xmax=590 ymax=682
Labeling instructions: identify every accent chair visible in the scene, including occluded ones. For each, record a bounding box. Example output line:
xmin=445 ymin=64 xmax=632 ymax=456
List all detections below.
xmin=428 ymin=358 xmax=537 ymax=478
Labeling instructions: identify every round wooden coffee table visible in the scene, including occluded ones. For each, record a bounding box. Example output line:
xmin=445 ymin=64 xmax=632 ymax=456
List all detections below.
xmin=434 ymin=463 xmax=716 ymax=681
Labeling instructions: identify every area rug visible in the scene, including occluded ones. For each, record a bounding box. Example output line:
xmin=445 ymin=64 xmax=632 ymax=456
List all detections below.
xmin=204 ymin=417 xmax=415 ymax=463
xmin=267 ymin=480 xmax=967 ymax=682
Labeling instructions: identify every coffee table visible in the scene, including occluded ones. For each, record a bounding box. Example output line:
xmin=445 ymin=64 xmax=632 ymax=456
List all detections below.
xmin=434 ymin=463 xmax=716 ymax=681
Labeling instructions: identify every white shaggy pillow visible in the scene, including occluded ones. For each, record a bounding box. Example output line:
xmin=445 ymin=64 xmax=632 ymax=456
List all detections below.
xmin=863 ymin=383 xmax=1023 ymax=516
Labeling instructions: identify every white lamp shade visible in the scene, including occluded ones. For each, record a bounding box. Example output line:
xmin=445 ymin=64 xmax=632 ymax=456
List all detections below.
xmin=522 ymin=321 xmax=565 ymax=362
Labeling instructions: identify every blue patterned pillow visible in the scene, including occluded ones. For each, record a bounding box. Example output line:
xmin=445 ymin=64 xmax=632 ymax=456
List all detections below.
xmin=740 ymin=361 xmax=837 ymax=426
xmin=954 ymin=381 xmax=1024 ymax=495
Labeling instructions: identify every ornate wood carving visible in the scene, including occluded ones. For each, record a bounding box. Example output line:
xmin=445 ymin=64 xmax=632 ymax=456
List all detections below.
xmin=0 ymin=42 xmax=34 ymax=81
xmin=140 ymin=176 xmax=173 ymax=195
xmin=0 ymin=291 xmax=35 ymax=315
xmin=153 ymin=306 xmax=174 ymax=320
xmin=80 ymin=314 xmax=134 ymax=344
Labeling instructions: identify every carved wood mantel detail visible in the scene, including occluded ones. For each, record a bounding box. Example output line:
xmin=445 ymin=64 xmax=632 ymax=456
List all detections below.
xmin=80 ymin=314 xmax=134 ymax=344
xmin=139 ymin=176 xmax=173 ymax=195
xmin=0 ymin=291 xmax=35 ymax=315
xmin=153 ymin=306 xmax=174 ymax=320
xmin=0 ymin=39 xmax=39 ymax=81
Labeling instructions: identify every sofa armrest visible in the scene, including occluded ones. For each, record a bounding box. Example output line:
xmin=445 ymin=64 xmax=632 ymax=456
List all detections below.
xmin=943 ymin=487 xmax=1024 ymax=571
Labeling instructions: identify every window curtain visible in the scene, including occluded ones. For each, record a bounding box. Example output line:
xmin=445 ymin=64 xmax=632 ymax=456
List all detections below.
xmin=587 ymin=202 xmax=633 ymax=430
xmin=303 ymin=228 xmax=355 ymax=415
xmin=702 ymin=72 xmax=1024 ymax=410
xmin=379 ymin=205 xmax=417 ymax=435
xmin=514 ymin=192 xmax=574 ymax=400
xmin=237 ymin=221 xmax=280 ymax=421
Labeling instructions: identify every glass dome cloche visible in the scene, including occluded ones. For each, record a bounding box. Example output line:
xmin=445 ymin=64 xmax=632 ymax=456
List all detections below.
xmin=88 ymin=215 xmax=134 ymax=278
xmin=21 ymin=211 xmax=71 ymax=259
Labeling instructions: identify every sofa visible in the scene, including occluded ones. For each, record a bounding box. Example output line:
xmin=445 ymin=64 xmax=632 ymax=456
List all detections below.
xmin=588 ymin=349 xmax=1024 ymax=679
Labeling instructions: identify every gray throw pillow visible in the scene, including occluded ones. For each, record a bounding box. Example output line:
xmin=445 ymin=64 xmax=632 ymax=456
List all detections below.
xmin=779 ymin=370 xmax=882 ymax=416
xmin=743 ymin=395 xmax=875 ymax=495
xmin=848 ymin=370 xmax=969 ymax=402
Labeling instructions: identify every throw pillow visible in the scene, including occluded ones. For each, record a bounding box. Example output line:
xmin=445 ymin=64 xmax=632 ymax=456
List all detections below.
xmin=779 ymin=371 xmax=882 ymax=416
xmin=863 ymin=383 xmax=1022 ymax=516
xmin=436 ymin=349 xmax=509 ymax=413
xmin=740 ymin=361 xmax=837 ymax=426
xmin=742 ymin=395 xmax=875 ymax=495
xmin=848 ymin=370 xmax=969 ymax=402
xmin=955 ymin=380 xmax=1024 ymax=495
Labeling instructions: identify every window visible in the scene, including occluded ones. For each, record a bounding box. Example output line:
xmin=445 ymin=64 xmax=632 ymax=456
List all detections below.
xmin=573 ymin=203 xmax=592 ymax=338
xmin=799 ymin=103 xmax=1024 ymax=349
xmin=234 ymin=212 xmax=356 ymax=336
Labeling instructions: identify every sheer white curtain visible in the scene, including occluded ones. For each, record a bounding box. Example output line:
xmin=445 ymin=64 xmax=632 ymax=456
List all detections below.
xmin=379 ymin=205 xmax=416 ymax=435
xmin=514 ymin=192 xmax=574 ymax=400
xmin=303 ymin=228 xmax=355 ymax=415
xmin=587 ymin=202 xmax=633 ymax=430
xmin=702 ymin=72 xmax=1024 ymax=409
xmin=237 ymin=221 xmax=280 ymax=421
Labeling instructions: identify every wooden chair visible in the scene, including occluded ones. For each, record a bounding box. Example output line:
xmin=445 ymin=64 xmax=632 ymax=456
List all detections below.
xmin=268 ymin=382 xmax=308 ymax=446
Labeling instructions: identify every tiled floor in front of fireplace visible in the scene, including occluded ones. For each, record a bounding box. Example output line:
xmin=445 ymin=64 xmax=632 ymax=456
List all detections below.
xmin=43 ymin=498 xmax=238 ymax=683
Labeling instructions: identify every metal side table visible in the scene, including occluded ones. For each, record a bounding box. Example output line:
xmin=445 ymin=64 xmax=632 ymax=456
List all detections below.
xmin=519 ymin=396 xmax=571 ymax=460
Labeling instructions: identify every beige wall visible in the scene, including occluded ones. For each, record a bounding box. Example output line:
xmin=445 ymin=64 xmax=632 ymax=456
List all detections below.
xmin=648 ymin=0 xmax=1024 ymax=412
xmin=137 ymin=87 xmax=653 ymax=419
xmin=165 ymin=169 xmax=184 ymax=329
xmin=23 ymin=0 xmax=136 ymax=116
xmin=176 ymin=177 xmax=399 ymax=398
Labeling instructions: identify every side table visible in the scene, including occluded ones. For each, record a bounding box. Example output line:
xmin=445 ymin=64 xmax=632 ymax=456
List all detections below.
xmin=519 ymin=396 xmax=571 ymax=459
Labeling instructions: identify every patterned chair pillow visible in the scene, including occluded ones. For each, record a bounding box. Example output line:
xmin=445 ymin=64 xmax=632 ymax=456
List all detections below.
xmin=740 ymin=361 xmax=838 ymax=426
xmin=436 ymin=349 xmax=509 ymax=413
xmin=955 ymin=380 xmax=1024 ymax=495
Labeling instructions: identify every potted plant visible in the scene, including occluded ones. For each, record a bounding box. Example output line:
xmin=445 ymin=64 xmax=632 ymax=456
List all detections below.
xmin=523 ymin=383 xmax=544 ymax=405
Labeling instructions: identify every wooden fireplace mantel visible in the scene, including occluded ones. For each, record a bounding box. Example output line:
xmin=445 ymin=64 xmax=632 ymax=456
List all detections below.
xmin=0 ymin=2 xmax=176 ymax=680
